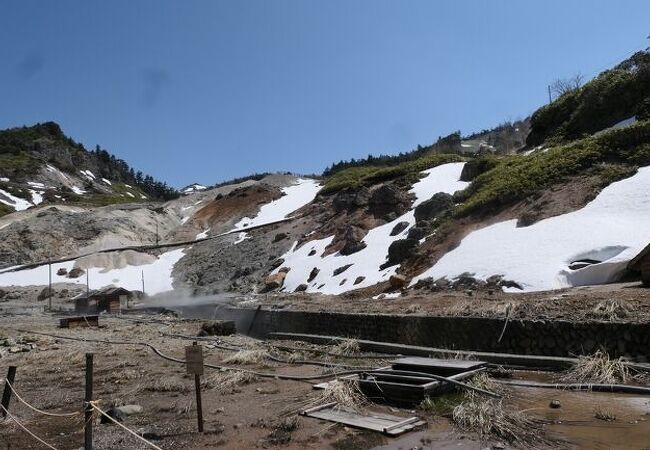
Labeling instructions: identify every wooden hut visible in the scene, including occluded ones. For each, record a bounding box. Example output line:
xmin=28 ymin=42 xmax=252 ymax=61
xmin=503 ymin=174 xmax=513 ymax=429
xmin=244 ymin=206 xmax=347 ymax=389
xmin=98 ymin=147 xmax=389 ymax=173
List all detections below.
xmin=628 ymin=244 xmax=650 ymax=286
xmin=74 ymin=287 xmax=132 ymax=314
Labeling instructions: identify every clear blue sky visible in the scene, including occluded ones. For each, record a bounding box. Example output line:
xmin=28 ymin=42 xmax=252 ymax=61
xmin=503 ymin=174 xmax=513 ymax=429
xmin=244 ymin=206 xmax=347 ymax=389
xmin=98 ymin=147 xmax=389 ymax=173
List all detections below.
xmin=1 ymin=1 xmax=648 ymax=187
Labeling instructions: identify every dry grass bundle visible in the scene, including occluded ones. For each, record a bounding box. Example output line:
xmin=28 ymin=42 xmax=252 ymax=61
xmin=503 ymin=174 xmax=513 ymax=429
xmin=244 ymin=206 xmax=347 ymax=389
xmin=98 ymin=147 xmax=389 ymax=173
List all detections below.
xmin=145 ymin=377 xmax=190 ymax=393
xmin=331 ymin=339 xmax=360 ymax=356
xmin=306 ymin=379 xmax=366 ymax=412
xmin=223 ymin=349 xmax=270 ymax=365
xmin=452 ymin=374 xmax=552 ymax=448
xmin=590 ymin=299 xmax=632 ymax=320
xmin=202 ymin=370 xmax=259 ymax=393
xmin=562 ymin=350 xmax=629 ymax=384
xmin=594 ymin=406 xmax=616 ymax=421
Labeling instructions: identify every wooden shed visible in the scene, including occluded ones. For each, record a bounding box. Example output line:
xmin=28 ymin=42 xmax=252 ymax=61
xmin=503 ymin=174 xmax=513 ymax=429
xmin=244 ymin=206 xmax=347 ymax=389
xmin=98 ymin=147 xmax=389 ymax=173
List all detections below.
xmin=74 ymin=287 xmax=131 ymax=314
xmin=628 ymin=244 xmax=650 ymax=286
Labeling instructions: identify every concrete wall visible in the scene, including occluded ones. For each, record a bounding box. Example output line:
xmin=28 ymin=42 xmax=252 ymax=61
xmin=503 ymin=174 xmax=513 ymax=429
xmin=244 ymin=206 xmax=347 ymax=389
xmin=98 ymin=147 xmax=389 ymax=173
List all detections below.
xmin=217 ymin=307 xmax=650 ymax=360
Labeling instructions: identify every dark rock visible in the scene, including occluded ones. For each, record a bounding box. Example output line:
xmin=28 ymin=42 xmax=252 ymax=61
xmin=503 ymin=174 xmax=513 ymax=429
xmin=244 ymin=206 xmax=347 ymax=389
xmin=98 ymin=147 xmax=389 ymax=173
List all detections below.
xmin=278 ymin=267 xmax=291 ymax=274
xmin=387 ymin=238 xmax=419 ymax=265
xmin=406 ymin=226 xmax=428 ymax=241
xmin=368 ymin=184 xmax=412 ymax=219
xmin=339 ymin=279 xmax=347 ymax=286
xmin=389 ymin=274 xmax=408 ymax=289
xmin=308 ymin=249 xmax=317 ymax=256
xmin=269 ymin=258 xmax=284 ymax=270
xmin=198 ymin=320 xmax=236 ymax=336
xmin=332 ymin=187 xmax=371 ymax=211
xmin=37 ymin=287 xmax=52 ymax=301
xmin=486 ymin=275 xmax=503 ymax=286
xmin=353 ymin=276 xmax=365 ymax=285
xmin=273 ymin=232 xmax=288 ymax=242
xmin=67 ymin=267 xmax=85 ymax=278
xmin=339 ymin=226 xmax=367 ymax=256
xmin=412 ymin=277 xmax=434 ymax=290
xmin=294 ymin=284 xmax=308 ymax=292
xmin=264 ymin=272 xmax=286 ymax=290
xmin=414 ymin=192 xmax=454 ymax=224
xmin=56 ymin=268 xmax=68 ymax=276
xmin=390 ymin=221 xmax=410 ymax=237
xmin=307 ymin=267 xmax=320 ymax=282
xmin=333 ymin=264 xmax=353 ymax=276
xmin=549 ymin=400 xmax=561 ymax=409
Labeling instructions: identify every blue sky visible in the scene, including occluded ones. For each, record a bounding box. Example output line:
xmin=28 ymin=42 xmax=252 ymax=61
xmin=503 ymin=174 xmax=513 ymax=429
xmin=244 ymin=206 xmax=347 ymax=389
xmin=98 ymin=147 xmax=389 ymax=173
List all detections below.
xmin=1 ymin=1 xmax=648 ymax=187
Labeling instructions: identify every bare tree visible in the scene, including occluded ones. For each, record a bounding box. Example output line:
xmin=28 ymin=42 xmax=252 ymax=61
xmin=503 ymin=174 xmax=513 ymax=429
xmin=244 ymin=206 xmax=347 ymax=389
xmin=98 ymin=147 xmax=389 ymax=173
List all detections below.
xmin=550 ymin=73 xmax=585 ymax=99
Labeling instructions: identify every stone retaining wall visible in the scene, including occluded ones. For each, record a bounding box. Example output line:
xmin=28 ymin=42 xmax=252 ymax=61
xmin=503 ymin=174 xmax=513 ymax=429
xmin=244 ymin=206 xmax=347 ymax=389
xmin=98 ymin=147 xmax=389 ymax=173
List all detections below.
xmin=213 ymin=307 xmax=650 ymax=360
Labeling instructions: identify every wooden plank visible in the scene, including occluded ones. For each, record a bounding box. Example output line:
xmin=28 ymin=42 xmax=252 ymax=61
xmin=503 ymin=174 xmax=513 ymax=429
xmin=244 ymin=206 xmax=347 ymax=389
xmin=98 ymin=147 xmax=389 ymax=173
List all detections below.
xmin=303 ymin=405 xmax=424 ymax=436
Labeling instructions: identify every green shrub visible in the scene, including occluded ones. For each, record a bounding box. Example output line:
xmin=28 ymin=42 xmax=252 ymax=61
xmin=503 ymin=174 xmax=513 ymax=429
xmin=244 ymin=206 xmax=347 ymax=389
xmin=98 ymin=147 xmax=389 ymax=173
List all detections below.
xmin=455 ymin=120 xmax=650 ymax=217
xmin=321 ymin=153 xmax=465 ymax=194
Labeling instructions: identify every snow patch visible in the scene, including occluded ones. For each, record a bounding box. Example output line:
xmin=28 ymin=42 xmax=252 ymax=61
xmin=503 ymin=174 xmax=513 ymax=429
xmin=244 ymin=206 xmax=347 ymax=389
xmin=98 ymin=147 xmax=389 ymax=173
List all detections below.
xmin=233 ymin=178 xmax=321 ymax=231
xmin=411 ymin=166 xmax=650 ymax=292
xmin=0 ymin=249 xmax=185 ymax=295
xmin=126 ymin=192 xmax=135 ymax=198
xmin=0 ymin=177 xmax=9 ymax=182
xmin=233 ymin=232 xmax=250 ymax=245
xmin=29 ymin=190 xmax=44 ymax=205
xmin=102 ymin=178 xmax=112 ymax=185
xmin=0 ymin=189 xmax=32 ymax=211
xmin=196 ymin=228 xmax=211 ymax=239
xmin=277 ymin=163 xmax=468 ymax=294
xmin=71 ymin=186 xmax=86 ymax=195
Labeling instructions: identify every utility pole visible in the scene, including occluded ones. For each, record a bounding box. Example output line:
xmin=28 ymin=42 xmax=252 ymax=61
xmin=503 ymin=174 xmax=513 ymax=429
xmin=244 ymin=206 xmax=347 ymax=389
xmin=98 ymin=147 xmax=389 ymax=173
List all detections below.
xmin=141 ymin=270 xmax=145 ymax=295
xmin=86 ymin=268 xmax=90 ymax=295
xmin=48 ymin=262 xmax=52 ymax=311
xmin=548 ymin=84 xmax=552 ymax=104
xmin=84 ymin=354 xmax=94 ymax=450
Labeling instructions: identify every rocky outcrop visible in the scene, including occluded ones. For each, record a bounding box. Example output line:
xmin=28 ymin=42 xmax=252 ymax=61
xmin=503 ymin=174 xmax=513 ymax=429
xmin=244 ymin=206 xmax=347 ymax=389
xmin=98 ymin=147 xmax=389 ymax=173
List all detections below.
xmin=414 ymin=192 xmax=454 ymax=224
xmin=339 ymin=226 xmax=367 ymax=256
xmin=332 ymin=187 xmax=370 ymax=211
xmin=385 ymin=238 xmax=419 ymax=266
xmin=390 ymin=221 xmax=410 ymax=236
xmin=368 ymin=184 xmax=412 ymax=219
xmin=264 ymin=272 xmax=286 ymax=290
xmin=389 ymin=274 xmax=408 ymax=289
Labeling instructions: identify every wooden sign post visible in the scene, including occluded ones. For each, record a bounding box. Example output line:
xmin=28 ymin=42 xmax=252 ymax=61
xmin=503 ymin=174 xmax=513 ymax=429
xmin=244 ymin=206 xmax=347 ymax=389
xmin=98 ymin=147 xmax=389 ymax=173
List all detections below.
xmin=185 ymin=342 xmax=204 ymax=432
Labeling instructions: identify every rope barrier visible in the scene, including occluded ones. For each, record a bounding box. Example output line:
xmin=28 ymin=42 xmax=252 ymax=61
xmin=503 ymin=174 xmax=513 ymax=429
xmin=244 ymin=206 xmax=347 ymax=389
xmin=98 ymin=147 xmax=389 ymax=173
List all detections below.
xmin=4 ymin=380 xmax=80 ymax=418
xmin=0 ymin=404 xmax=60 ymax=450
xmin=88 ymin=401 xmax=163 ymax=450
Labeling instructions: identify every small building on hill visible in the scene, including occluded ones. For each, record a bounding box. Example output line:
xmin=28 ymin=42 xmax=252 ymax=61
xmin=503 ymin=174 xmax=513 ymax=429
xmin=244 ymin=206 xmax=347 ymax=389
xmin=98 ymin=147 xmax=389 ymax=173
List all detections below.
xmin=74 ymin=287 xmax=132 ymax=314
xmin=628 ymin=244 xmax=650 ymax=286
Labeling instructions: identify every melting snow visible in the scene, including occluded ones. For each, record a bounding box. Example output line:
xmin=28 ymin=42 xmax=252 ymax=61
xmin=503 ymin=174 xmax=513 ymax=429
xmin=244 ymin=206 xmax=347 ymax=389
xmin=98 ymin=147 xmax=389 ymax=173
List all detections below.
xmin=27 ymin=181 xmax=46 ymax=188
xmin=0 ymin=177 xmax=9 ymax=182
xmin=29 ymin=190 xmax=44 ymax=205
xmin=126 ymin=192 xmax=135 ymax=198
xmin=80 ymin=170 xmax=96 ymax=180
xmin=71 ymin=186 xmax=86 ymax=195
xmin=233 ymin=232 xmax=250 ymax=245
xmin=0 ymin=249 xmax=185 ymax=295
xmin=233 ymin=178 xmax=321 ymax=231
xmin=196 ymin=228 xmax=210 ymax=239
xmin=0 ymin=189 xmax=33 ymax=211
xmin=102 ymin=178 xmax=112 ymax=185
xmin=277 ymin=163 xmax=468 ymax=294
xmin=412 ymin=166 xmax=650 ymax=292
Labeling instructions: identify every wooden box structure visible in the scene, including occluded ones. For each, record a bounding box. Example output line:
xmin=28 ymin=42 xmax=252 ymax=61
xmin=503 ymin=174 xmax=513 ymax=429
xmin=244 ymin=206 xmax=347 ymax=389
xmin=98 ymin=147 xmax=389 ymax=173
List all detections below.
xmin=59 ymin=315 xmax=99 ymax=328
xmin=353 ymin=357 xmax=486 ymax=404
xmin=74 ymin=287 xmax=131 ymax=314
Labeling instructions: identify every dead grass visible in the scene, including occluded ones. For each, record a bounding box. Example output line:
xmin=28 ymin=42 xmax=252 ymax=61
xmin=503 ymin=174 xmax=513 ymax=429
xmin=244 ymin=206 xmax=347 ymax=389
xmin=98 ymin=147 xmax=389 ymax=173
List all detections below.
xmin=299 ymin=379 xmax=367 ymax=413
xmin=590 ymin=299 xmax=632 ymax=320
xmin=452 ymin=374 xmax=552 ymax=448
xmin=222 ymin=349 xmax=270 ymax=365
xmin=145 ymin=377 xmax=190 ymax=393
xmin=202 ymin=370 xmax=259 ymax=393
xmin=594 ymin=406 xmax=617 ymax=421
xmin=562 ymin=350 xmax=629 ymax=384
xmin=331 ymin=339 xmax=360 ymax=356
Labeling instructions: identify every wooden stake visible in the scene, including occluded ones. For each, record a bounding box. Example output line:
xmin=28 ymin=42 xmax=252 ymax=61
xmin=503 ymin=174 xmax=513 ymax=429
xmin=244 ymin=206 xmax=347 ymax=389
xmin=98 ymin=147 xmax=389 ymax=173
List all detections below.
xmin=192 ymin=342 xmax=204 ymax=432
xmin=84 ymin=353 xmax=93 ymax=450
xmin=1 ymin=366 xmax=17 ymax=418
xmin=48 ymin=262 xmax=52 ymax=311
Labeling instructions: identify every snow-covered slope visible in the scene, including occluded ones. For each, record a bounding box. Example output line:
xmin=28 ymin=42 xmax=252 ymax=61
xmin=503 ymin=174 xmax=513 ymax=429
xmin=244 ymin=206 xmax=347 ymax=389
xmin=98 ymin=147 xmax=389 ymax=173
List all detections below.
xmin=277 ymin=163 xmax=469 ymax=294
xmin=232 ymin=178 xmax=321 ymax=231
xmin=0 ymin=249 xmax=184 ymax=295
xmin=412 ymin=166 xmax=650 ymax=292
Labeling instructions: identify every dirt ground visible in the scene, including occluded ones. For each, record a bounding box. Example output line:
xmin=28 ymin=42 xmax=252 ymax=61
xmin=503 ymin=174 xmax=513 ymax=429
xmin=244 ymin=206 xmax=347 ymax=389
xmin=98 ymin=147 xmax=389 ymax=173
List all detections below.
xmin=1 ymin=311 xmax=650 ymax=449
xmin=259 ymin=281 xmax=650 ymax=323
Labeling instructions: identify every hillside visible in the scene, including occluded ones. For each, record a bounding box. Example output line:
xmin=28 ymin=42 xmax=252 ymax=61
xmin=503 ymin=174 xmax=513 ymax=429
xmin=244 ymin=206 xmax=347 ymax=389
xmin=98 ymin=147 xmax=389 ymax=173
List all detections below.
xmin=0 ymin=51 xmax=649 ymax=299
xmin=0 ymin=122 xmax=177 ymax=218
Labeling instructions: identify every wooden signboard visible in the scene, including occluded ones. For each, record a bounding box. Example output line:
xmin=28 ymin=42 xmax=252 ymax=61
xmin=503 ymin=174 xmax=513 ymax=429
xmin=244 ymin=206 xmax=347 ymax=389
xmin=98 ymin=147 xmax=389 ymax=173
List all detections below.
xmin=185 ymin=344 xmax=204 ymax=375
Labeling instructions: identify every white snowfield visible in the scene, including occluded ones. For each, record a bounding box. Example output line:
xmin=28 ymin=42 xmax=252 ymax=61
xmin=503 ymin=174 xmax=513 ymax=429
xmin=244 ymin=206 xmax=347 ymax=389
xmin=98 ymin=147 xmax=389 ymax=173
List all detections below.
xmin=232 ymin=178 xmax=321 ymax=231
xmin=0 ymin=249 xmax=185 ymax=295
xmin=0 ymin=188 xmax=35 ymax=211
xmin=412 ymin=166 xmax=650 ymax=292
xmin=277 ymin=163 xmax=469 ymax=295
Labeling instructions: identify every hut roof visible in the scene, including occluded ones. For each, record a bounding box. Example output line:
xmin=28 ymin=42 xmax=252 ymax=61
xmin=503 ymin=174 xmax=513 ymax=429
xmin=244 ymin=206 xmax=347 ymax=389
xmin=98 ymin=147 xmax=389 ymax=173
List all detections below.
xmin=73 ymin=286 xmax=132 ymax=300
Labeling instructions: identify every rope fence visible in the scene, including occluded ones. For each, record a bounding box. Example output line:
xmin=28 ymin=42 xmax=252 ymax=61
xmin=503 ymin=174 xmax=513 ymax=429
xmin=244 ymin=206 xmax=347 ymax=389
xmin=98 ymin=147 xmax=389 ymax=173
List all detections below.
xmin=0 ymin=404 xmax=60 ymax=450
